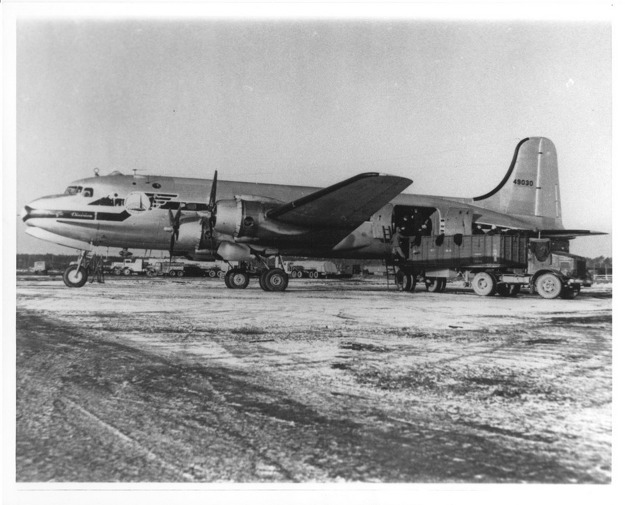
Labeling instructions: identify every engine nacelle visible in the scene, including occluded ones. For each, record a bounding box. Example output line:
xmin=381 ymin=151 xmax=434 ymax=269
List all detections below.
xmin=213 ymin=198 xmax=306 ymax=242
xmin=173 ymin=220 xmax=204 ymax=252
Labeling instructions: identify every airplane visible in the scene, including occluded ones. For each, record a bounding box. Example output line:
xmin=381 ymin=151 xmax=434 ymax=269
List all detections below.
xmin=21 ymin=136 xmax=602 ymax=290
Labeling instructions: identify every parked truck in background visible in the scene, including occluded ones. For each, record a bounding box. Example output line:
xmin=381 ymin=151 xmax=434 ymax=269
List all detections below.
xmin=107 ymin=258 xmax=150 ymax=276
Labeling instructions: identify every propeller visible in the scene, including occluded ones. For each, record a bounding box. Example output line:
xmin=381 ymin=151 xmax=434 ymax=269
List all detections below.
xmin=206 ymin=171 xmax=218 ymax=238
xmin=168 ymin=207 xmax=182 ymax=259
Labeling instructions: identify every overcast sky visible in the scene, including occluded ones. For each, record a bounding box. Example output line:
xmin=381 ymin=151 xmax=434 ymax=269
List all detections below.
xmin=14 ymin=16 xmax=611 ymax=257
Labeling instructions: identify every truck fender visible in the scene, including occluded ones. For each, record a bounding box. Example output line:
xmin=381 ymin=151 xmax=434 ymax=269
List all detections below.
xmin=531 ymin=269 xmax=565 ymax=286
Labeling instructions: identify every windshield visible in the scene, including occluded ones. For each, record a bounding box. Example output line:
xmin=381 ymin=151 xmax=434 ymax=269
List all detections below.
xmin=64 ymin=186 xmax=83 ymax=195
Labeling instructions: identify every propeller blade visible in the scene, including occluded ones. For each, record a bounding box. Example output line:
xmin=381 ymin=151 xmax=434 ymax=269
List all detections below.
xmin=208 ymin=170 xmax=218 ymax=210
xmin=169 ymin=234 xmax=176 ymax=259
xmin=207 ymin=171 xmax=218 ymax=238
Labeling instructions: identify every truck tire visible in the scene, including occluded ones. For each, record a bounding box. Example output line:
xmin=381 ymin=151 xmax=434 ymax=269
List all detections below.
xmin=433 ymin=278 xmax=447 ymax=293
xmin=63 ymin=265 xmax=88 ymax=288
xmin=395 ymin=271 xmax=414 ymax=292
xmin=296 ymin=270 xmax=303 ymax=278
xmin=168 ymin=270 xmax=177 ymax=277
xmin=472 ymin=272 xmax=496 ymax=296
xmin=312 ymin=271 xmax=319 ymax=279
xmin=112 ymin=267 xmax=122 ymax=276
xmin=176 ymin=270 xmax=184 ymax=277
xmin=208 ymin=269 xmax=216 ymax=278
xmin=535 ymin=273 xmax=563 ymax=299
xmin=291 ymin=270 xmax=298 ymax=278
xmin=122 ymin=268 xmax=132 ymax=276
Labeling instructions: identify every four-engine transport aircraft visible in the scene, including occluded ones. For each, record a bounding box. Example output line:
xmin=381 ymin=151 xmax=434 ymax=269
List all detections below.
xmin=22 ymin=137 xmax=601 ymax=290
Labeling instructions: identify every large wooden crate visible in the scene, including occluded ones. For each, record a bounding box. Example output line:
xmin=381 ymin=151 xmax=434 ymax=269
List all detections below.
xmin=405 ymin=234 xmax=528 ymax=270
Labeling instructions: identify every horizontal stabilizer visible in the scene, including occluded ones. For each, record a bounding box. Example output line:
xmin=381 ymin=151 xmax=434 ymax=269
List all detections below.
xmin=538 ymin=229 xmax=607 ymax=239
xmin=266 ymin=173 xmax=413 ymax=229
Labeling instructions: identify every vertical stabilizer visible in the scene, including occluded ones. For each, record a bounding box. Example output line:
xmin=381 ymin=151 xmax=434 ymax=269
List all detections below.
xmin=473 ymin=137 xmax=563 ymax=229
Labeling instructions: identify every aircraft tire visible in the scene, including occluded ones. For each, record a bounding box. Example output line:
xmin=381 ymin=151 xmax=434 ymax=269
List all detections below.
xmin=259 ymin=270 xmax=270 ymax=291
xmin=535 ymin=273 xmax=563 ymax=299
xmin=264 ymin=268 xmax=289 ymax=292
xmin=472 ymin=272 xmax=496 ymax=296
xmin=229 ymin=269 xmax=250 ymax=289
xmin=63 ymin=265 xmax=88 ymax=288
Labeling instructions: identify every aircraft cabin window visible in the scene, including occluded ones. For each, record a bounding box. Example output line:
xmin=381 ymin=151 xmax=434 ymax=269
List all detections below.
xmin=83 ymin=188 xmax=93 ymax=197
xmin=64 ymin=186 xmax=83 ymax=196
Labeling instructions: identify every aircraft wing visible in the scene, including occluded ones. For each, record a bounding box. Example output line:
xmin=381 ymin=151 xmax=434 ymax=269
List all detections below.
xmin=266 ymin=172 xmax=413 ymax=229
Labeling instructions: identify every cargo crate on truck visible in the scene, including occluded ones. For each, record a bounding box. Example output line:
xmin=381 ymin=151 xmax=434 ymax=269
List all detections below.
xmin=393 ymin=233 xmax=586 ymax=299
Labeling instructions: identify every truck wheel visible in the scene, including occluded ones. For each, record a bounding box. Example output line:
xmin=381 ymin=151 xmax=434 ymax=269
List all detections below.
xmin=433 ymin=278 xmax=447 ymax=293
xmin=176 ymin=270 xmax=184 ymax=277
xmin=229 ymin=269 xmax=250 ymax=289
xmin=312 ymin=271 xmax=319 ymax=279
xmin=208 ymin=270 xmax=216 ymax=278
xmin=395 ymin=271 xmax=414 ymax=292
xmin=112 ymin=267 xmax=121 ymax=276
xmin=497 ymin=283 xmax=520 ymax=297
xmin=296 ymin=270 xmax=303 ymax=278
xmin=264 ymin=268 xmax=288 ymax=292
xmin=535 ymin=273 xmax=563 ymax=299
xmin=122 ymin=268 xmax=132 ymax=276
xmin=291 ymin=270 xmax=298 ymax=278
xmin=63 ymin=266 xmax=88 ymax=288
xmin=472 ymin=272 xmax=496 ymax=296
xmin=168 ymin=270 xmax=177 ymax=277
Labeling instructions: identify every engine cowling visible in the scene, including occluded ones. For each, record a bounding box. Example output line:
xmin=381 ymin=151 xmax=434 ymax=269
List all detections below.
xmin=213 ymin=198 xmax=306 ymax=242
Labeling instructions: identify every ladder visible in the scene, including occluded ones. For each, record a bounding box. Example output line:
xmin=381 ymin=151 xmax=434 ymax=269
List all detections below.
xmin=382 ymin=225 xmax=396 ymax=289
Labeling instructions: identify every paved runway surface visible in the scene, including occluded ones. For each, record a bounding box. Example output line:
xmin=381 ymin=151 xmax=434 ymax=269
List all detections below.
xmin=15 ymin=276 xmax=612 ymax=483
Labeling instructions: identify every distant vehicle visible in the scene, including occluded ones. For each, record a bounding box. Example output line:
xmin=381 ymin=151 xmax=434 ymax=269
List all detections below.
xmin=32 ymin=261 xmax=48 ymax=274
xmin=108 ymin=258 xmax=149 ymax=276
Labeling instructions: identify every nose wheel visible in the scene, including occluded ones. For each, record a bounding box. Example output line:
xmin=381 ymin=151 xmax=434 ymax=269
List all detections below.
xmin=63 ymin=265 xmax=88 ymax=288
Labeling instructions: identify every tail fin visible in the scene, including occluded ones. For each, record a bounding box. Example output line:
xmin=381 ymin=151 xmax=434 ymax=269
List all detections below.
xmin=473 ymin=137 xmax=563 ymax=228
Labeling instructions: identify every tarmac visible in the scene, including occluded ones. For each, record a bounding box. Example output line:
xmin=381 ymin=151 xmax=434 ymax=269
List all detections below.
xmin=15 ymin=275 xmax=612 ymax=483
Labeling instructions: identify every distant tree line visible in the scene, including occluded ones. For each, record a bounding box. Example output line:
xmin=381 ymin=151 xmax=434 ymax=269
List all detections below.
xmin=586 ymin=256 xmax=613 ymax=275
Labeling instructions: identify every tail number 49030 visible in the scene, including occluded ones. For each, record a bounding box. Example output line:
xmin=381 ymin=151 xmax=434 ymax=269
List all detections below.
xmin=513 ymin=179 xmax=534 ymax=187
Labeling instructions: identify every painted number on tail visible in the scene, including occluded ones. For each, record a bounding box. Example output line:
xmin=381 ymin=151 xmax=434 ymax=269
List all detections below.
xmin=513 ymin=179 xmax=534 ymax=187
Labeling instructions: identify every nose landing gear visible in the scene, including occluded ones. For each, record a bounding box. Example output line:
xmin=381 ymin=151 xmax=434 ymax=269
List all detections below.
xmin=63 ymin=251 xmax=106 ymax=288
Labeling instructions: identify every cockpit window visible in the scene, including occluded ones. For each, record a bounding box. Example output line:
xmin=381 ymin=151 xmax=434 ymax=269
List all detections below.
xmin=83 ymin=188 xmax=93 ymax=197
xmin=64 ymin=186 xmax=83 ymax=195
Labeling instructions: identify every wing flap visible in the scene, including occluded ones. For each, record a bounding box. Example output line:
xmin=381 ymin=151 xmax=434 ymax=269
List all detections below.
xmin=266 ymin=173 xmax=413 ymax=228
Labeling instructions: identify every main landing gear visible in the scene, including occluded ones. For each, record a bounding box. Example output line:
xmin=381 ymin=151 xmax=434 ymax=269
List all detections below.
xmin=223 ymin=260 xmax=289 ymax=292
